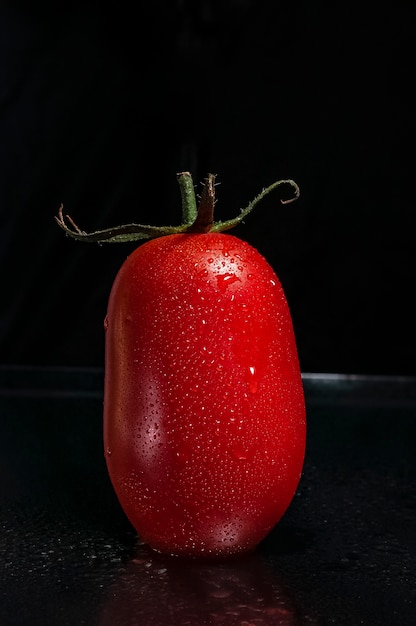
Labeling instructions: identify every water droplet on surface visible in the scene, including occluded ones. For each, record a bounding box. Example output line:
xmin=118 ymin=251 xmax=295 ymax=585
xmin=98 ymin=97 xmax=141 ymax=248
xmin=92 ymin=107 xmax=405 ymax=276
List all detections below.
xmin=103 ymin=315 xmax=109 ymax=330
xmin=209 ymin=588 xmax=233 ymax=599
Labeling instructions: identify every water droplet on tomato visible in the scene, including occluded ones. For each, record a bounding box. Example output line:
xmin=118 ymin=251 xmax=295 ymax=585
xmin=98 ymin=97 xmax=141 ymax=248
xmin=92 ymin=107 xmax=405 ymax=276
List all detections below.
xmin=176 ymin=446 xmax=190 ymax=465
xmin=247 ymin=366 xmax=259 ymax=394
xmin=103 ymin=315 xmax=109 ymax=330
xmin=216 ymin=273 xmax=241 ymax=293
xmin=232 ymin=446 xmax=248 ymax=460
xmin=105 ymin=447 xmax=112 ymax=457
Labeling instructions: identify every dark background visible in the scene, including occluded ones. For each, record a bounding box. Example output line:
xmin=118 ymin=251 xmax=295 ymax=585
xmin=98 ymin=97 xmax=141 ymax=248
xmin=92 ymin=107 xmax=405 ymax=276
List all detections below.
xmin=0 ymin=1 xmax=414 ymax=375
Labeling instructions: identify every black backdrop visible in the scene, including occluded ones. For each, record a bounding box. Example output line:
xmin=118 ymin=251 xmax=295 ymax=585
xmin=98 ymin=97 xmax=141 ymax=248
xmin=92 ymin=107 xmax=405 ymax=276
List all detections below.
xmin=0 ymin=1 xmax=414 ymax=375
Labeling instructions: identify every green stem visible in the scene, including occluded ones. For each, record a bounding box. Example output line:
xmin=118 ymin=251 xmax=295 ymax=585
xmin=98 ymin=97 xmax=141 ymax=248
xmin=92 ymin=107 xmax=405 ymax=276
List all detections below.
xmin=177 ymin=171 xmax=198 ymax=225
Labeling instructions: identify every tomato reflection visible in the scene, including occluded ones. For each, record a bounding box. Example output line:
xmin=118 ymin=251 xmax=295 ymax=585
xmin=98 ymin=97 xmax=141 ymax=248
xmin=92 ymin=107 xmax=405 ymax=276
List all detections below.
xmin=99 ymin=543 xmax=308 ymax=625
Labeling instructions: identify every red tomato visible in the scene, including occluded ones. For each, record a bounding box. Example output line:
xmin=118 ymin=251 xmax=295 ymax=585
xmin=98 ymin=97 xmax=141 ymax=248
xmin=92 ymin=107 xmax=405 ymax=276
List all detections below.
xmin=103 ymin=231 xmax=306 ymax=557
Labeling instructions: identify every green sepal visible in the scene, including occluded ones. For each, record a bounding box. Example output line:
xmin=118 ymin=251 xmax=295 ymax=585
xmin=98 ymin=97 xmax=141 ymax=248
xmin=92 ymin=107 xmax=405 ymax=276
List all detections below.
xmin=55 ymin=172 xmax=300 ymax=244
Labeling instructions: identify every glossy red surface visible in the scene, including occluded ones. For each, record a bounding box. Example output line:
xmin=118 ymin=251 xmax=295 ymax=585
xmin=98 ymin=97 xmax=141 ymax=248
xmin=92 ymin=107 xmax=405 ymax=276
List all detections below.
xmin=104 ymin=233 xmax=306 ymax=556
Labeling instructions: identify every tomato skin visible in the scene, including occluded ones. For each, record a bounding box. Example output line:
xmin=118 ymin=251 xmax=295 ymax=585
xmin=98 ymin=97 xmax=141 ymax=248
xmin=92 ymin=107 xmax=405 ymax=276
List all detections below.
xmin=104 ymin=232 xmax=306 ymax=557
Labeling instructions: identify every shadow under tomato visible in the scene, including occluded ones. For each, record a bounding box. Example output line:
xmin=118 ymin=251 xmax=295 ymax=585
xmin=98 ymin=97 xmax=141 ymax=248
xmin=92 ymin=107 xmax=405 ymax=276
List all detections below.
xmin=99 ymin=542 xmax=311 ymax=626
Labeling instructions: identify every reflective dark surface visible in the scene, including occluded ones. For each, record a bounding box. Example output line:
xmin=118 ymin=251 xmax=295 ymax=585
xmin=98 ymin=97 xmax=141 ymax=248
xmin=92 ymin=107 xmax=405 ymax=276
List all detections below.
xmin=1 ymin=367 xmax=415 ymax=625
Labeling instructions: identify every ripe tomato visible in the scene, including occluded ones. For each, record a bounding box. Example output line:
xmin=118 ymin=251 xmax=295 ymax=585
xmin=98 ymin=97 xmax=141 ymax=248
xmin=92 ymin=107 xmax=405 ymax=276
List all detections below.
xmin=56 ymin=173 xmax=306 ymax=558
xmin=103 ymin=231 xmax=305 ymax=557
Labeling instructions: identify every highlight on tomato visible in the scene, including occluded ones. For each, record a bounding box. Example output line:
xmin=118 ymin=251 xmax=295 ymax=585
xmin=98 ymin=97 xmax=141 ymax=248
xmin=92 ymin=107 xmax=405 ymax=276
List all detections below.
xmin=56 ymin=172 xmax=306 ymax=558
